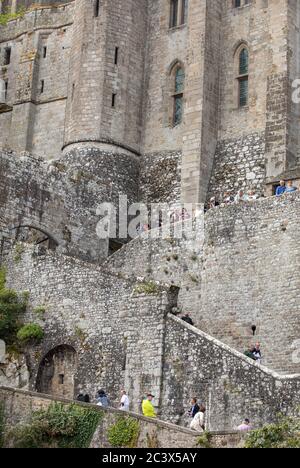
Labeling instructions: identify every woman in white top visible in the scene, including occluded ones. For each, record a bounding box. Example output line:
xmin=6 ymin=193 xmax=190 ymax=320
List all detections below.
xmin=190 ymin=404 xmax=206 ymax=432
xmin=119 ymin=389 xmax=130 ymax=411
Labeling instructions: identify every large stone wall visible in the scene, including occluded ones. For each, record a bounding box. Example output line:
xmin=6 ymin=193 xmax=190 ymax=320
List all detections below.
xmin=1 ymin=239 xmax=300 ymax=431
xmin=2 ymin=245 xmax=171 ymax=410
xmin=207 ymin=132 xmax=266 ymax=201
xmin=139 ymin=151 xmax=182 ymax=205
xmin=162 ymin=315 xmax=300 ymax=431
xmin=0 ymin=150 xmax=109 ymax=262
xmin=0 ymin=387 xmax=244 ymax=448
xmin=0 ymin=3 xmax=74 ymax=158
xmin=104 ymin=193 xmax=300 ymax=374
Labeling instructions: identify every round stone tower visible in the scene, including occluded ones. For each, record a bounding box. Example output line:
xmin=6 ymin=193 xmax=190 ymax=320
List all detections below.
xmin=62 ymin=0 xmax=148 ymax=208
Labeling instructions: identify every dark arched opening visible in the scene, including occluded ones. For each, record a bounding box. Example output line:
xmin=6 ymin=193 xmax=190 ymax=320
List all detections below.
xmin=36 ymin=345 xmax=77 ymax=399
xmin=10 ymin=225 xmax=58 ymax=251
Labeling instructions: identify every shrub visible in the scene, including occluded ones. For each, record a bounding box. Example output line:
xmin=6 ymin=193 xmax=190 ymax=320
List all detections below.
xmin=133 ymin=281 xmax=160 ymax=295
xmin=108 ymin=416 xmax=140 ymax=448
xmin=0 ymin=269 xmax=27 ymax=346
xmin=9 ymin=403 xmax=102 ymax=448
xmin=0 ymin=8 xmax=26 ymax=26
xmin=245 ymin=415 xmax=300 ymax=449
xmin=17 ymin=323 xmax=44 ymax=344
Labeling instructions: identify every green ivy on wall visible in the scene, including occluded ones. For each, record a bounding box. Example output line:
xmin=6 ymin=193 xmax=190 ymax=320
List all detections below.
xmin=0 ymin=268 xmax=28 ymax=347
xmin=8 ymin=402 xmax=102 ymax=449
xmin=108 ymin=416 xmax=140 ymax=448
xmin=0 ymin=8 xmax=26 ymax=26
xmin=245 ymin=415 xmax=300 ymax=449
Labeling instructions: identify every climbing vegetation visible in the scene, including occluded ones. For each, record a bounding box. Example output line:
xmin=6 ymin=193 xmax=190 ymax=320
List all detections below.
xmin=108 ymin=416 xmax=140 ymax=448
xmin=133 ymin=281 xmax=160 ymax=295
xmin=0 ymin=7 xmax=26 ymax=26
xmin=245 ymin=414 xmax=300 ymax=448
xmin=8 ymin=402 xmax=102 ymax=448
xmin=0 ymin=268 xmax=28 ymax=347
xmin=17 ymin=323 xmax=44 ymax=345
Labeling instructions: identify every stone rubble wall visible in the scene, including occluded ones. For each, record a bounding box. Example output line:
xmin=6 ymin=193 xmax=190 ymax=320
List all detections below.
xmin=207 ymin=132 xmax=266 ymax=202
xmin=0 ymin=387 xmax=245 ymax=448
xmin=104 ymin=192 xmax=300 ymax=374
xmin=162 ymin=315 xmax=300 ymax=431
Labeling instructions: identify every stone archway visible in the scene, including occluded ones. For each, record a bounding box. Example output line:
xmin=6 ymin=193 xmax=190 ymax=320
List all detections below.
xmin=36 ymin=345 xmax=77 ymax=399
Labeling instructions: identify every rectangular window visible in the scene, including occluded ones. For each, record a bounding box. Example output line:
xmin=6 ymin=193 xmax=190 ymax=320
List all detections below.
xmin=4 ymin=80 xmax=8 ymax=101
xmin=174 ymin=95 xmax=183 ymax=125
xmin=170 ymin=0 xmax=178 ymax=28
xmin=239 ymin=77 xmax=248 ymax=107
xmin=112 ymin=93 xmax=116 ymax=108
xmin=114 ymin=47 xmax=119 ymax=65
xmin=43 ymin=46 xmax=47 ymax=58
xmin=4 ymin=47 xmax=11 ymax=66
xmin=94 ymin=0 xmax=100 ymax=17
xmin=40 ymin=80 xmax=45 ymax=94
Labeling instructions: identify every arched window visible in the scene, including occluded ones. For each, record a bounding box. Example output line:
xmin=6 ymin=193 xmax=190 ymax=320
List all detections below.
xmin=172 ymin=66 xmax=185 ymax=126
xmin=237 ymin=47 xmax=249 ymax=107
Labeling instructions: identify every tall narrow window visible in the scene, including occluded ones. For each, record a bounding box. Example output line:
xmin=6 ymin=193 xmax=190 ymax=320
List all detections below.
xmin=237 ymin=47 xmax=249 ymax=107
xmin=94 ymin=0 xmax=100 ymax=17
xmin=112 ymin=93 xmax=116 ymax=108
xmin=40 ymin=80 xmax=45 ymax=94
xmin=43 ymin=46 xmax=47 ymax=58
xmin=172 ymin=66 xmax=185 ymax=126
xmin=4 ymin=47 xmax=11 ymax=66
xmin=170 ymin=0 xmax=179 ymax=28
xmin=114 ymin=47 xmax=119 ymax=65
xmin=170 ymin=0 xmax=187 ymax=28
xmin=4 ymin=80 xmax=8 ymax=101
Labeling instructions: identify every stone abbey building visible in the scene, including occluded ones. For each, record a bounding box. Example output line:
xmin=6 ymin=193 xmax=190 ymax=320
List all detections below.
xmin=0 ymin=1 xmax=300 ymax=433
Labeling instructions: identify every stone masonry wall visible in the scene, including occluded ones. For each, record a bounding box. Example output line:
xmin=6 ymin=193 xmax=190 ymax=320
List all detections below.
xmin=0 ymin=150 xmax=109 ymax=262
xmin=207 ymin=132 xmax=266 ymax=201
xmin=0 ymin=387 xmax=244 ymax=448
xmin=2 ymin=245 xmax=171 ymax=413
xmin=0 ymin=3 xmax=74 ymax=158
xmin=104 ymin=193 xmax=300 ymax=374
xmin=139 ymin=151 xmax=182 ymax=205
xmin=162 ymin=315 xmax=300 ymax=431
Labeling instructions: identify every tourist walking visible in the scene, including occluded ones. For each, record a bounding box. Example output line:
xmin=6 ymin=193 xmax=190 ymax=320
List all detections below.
xmin=119 ymin=389 xmax=130 ymax=411
xmin=96 ymin=389 xmax=110 ymax=407
xmin=237 ymin=419 xmax=252 ymax=432
xmin=142 ymin=393 xmax=157 ymax=418
xmin=188 ymin=398 xmax=200 ymax=418
xmin=181 ymin=313 xmax=194 ymax=326
xmin=276 ymin=180 xmax=286 ymax=197
xmin=190 ymin=404 xmax=206 ymax=432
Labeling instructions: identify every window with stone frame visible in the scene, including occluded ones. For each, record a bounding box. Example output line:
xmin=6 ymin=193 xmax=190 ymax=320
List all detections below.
xmin=237 ymin=47 xmax=249 ymax=107
xmin=233 ymin=0 xmax=251 ymax=8
xmin=172 ymin=65 xmax=185 ymax=126
xmin=169 ymin=0 xmax=188 ymax=29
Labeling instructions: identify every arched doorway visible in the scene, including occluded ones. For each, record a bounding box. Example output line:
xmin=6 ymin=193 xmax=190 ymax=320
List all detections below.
xmin=10 ymin=225 xmax=58 ymax=251
xmin=36 ymin=345 xmax=77 ymax=399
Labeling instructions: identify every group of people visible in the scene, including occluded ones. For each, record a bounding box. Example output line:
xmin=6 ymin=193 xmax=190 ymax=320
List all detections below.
xmin=207 ymin=189 xmax=260 ymax=210
xmin=244 ymin=342 xmax=262 ymax=364
xmin=207 ymin=179 xmax=298 ymax=211
xmin=77 ymin=389 xmax=256 ymax=434
xmin=275 ymin=180 xmax=298 ymax=196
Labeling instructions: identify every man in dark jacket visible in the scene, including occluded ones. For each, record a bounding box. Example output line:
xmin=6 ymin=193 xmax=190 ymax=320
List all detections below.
xmin=189 ymin=398 xmax=200 ymax=418
xmin=182 ymin=313 xmax=194 ymax=326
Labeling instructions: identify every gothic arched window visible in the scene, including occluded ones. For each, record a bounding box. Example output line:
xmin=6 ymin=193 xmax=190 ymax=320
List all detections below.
xmin=172 ymin=66 xmax=185 ymax=126
xmin=237 ymin=47 xmax=249 ymax=107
